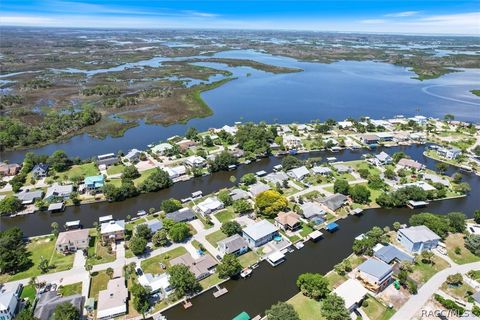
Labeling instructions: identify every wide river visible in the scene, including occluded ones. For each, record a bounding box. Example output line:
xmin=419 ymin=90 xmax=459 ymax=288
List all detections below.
xmin=1 ymin=144 xmax=479 ymax=319
xmin=1 ymin=50 xmax=480 ymax=163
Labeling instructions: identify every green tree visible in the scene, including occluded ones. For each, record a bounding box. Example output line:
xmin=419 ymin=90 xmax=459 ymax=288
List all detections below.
xmin=51 ymin=222 xmax=59 ymax=237
xmin=185 ymin=127 xmax=199 ymax=140
xmin=436 ymin=162 xmax=448 ymax=174
xmin=152 ymin=230 xmax=169 ymax=247
xmin=217 ymin=189 xmax=233 ymax=206
xmin=47 ymin=150 xmax=71 ymax=172
xmin=447 ymin=212 xmax=466 ymax=233
xmin=232 ymin=199 xmax=252 ymax=214
xmin=240 ymin=173 xmax=257 ymax=185
xmin=38 ymin=257 xmax=49 ymax=273
xmin=217 ymin=254 xmax=242 ymax=278
xmin=409 ymin=213 xmax=449 ymax=238
xmin=265 ymin=301 xmax=300 ymax=320
xmin=220 ymin=221 xmax=242 ymax=236
xmin=333 ymin=178 xmax=349 ymax=195
xmin=0 ymin=196 xmax=23 ymax=216
xmin=474 ymin=210 xmax=480 ymax=224
xmin=320 ymin=294 xmax=350 ymax=320
xmin=420 ymin=250 xmax=434 ymax=264
xmin=0 ymin=227 xmax=32 ymax=274
xmin=384 ymin=168 xmax=396 ymax=180
xmin=168 ymin=223 xmax=191 ymax=242
xmin=255 ymin=190 xmax=288 ymax=218
xmin=392 ymin=151 xmax=407 ymax=163
xmin=367 ymin=174 xmax=385 ymax=190
xmin=106 ymin=267 xmax=114 ymax=279
xmin=296 ymin=273 xmax=330 ymax=300
xmin=208 ymin=151 xmax=238 ymax=172
xmin=69 ymin=191 xmax=80 ymax=205
xmin=138 ymin=168 xmax=172 ymax=192
xmin=348 ymin=184 xmax=371 ymax=204
xmin=129 ymin=236 xmax=147 ymax=256
xmin=15 ymin=309 xmax=39 ymax=320
xmin=160 ymin=198 xmax=183 ymax=213
xmin=465 ymin=234 xmax=480 ymax=256
xmin=446 ymin=273 xmax=463 ymax=286
xmin=131 ymin=282 xmax=151 ymax=319
xmin=282 ymin=155 xmax=303 ymax=171
xmin=168 ymin=264 xmax=201 ymax=297
xmin=122 ymin=165 xmax=140 ymax=180
xmin=135 ymin=224 xmax=152 ymax=240
xmin=51 ymin=302 xmax=80 ymax=320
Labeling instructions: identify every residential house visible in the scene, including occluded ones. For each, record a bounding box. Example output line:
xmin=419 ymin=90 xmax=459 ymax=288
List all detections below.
xmin=410 ymin=115 xmax=427 ymax=125
xmin=55 ymin=229 xmax=90 ymax=253
xmin=166 ymin=207 xmax=196 ymax=223
xmin=397 ymin=225 xmax=441 ymax=254
xmin=375 ymin=132 xmax=394 ymax=142
xmin=184 ymin=155 xmax=206 ymax=168
xmin=338 ymin=121 xmax=354 ymax=128
xmin=397 ymin=158 xmax=425 ymax=171
xmin=356 ymin=258 xmax=393 ymax=292
xmin=437 ymin=147 xmax=461 ymax=160
xmin=170 ymin=253 xmax=217 ymax=280
xmin=264 ymin=172 xmax=289 ymax=185
xmin=0 ymin=163 xmax=20 ymax=176
xmin=333 ymin=279 xmax=368 ymax=312
xmin=0 ymin=284 xmax=21 ymax=320
xmin=374 ymin=152 xmax=393 ymax=165
xmin=373 ymin=244 xmax=414 ymax=264
xmin=176 ymin=139 xmax=197 ymax=152
xmin=287 ymin=166 xmax=310 ymax=180
xmin=248 ymin=182 xmax=271 ymax=198
xmin=44 ymin=183 xmax=73 ymax=201
xmin=283 ymin=135 xmax=302 ymax=149
xmin=275 ymin=211 xmax=301 ymax=231
xmin=312 ymin=166 xmax=332 ymax=175
xmin=151 ymin=143 xmax=174 ymax=155
xmin=362 ymin=134 xmax=379 ymax=145
xmin=217 ymin=234 xmax=249 ymax=257
xmin=333 ymin=164 xmax=352 ymax=173
xmin=31 ymin=163 xmax=49 ymax=178
xmin=321 ymin=193 xmax=349 ymax=212
xmin=124 ymin=149 xmax=142 ymax=163
xmin=34 ymin=292 xmax=84 ymax=320
xmin=197 ymin=197 xmax=224 ymax=216
xmin=138 ymin=273 xmax=172 ymax=296
xmin=217 ymin=124 xmax=237 ymax=135
xmin=242 ymin=220 xmax=279 ymax=248
xmin=97 ymin=277 xmax=128 ymax=320
xmin=164 ymin=165 xmax=187 ymax=179
xmin=300 ymin=202 xmax=326 ymax=223
xmin=141 ymin=219 xmax=163 ymax=234
xmin=96 ymin=153 xmax=119 ymax=168
xmin=100 ymin=220 xmax=125 ymax=242
xmin=395 ymin=181 xmax=436 ymax=192
xmin=16 ymin=190 xmax=43 ymax=205
xmin=423 ymin=173 xmax=450 ymax=187
xmin=230 ymin=188 xmax=250 ymax=201
xmin=84 ymin=175 xmax=104 ymax=192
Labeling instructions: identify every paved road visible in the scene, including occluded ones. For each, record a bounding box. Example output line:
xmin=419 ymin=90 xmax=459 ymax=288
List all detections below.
xmin=391 ymin=261 xmax=480 ymax=320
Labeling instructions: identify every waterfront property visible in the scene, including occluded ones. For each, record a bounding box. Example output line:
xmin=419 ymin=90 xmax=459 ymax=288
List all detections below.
xmin=274 ymin=211 xmax=301 ymax=231
xmin=170 ymin=253 xmax=217 ymax=280
xmin=397 ymin=225 xmax=441 ymax=254
xmin=141 ymin=219 xmax=163 ymax=233
xmin=356 ymin=258 xmax=393 ymax=293
xmin=166 ymin=207 xmax=196 ymax=222
xmin=287 ymin=166 xmax=310 ymax=181
xmin=300 ymin=202 xmax=326 ymax=223
xmin=55 ymin=229 xmax=90 ymax=253
xmin=34 ymin=292 xmax=84 ymax=320
xmin=31 ymin=163 xmax=49 ymax=178
xmin=397 ymin=158 xmax=425 ymax=171
xmin=138 ymin=273 xmax=172 ymax=297
xmin=242 ymin=220 xmax=279 ymax=248
xmin=97 ymin=277 xmax=128 ymax=320
xmin=184 ymin=155 xmax=207 ymax=168
xmin=124 ymin=149 xmax=142 ymax=163
xmin=437 ymin=147 xmax=461 ymax=160
xmin=248 ymin=182 xmax=271 ymax=197
xmin=83 ymin=175 xmax=105 ymax=193
xmin=0 ymin=284 xmax=21 ymax=320
xmin=44 ymin=183 xmax=73 ymax=201
xmin=196 ymin=197 xmax=224 ymax=216
xmin=96 ymin=153 xmax=119 ymax=168
xmin=333 ymin=279 xmax=368 ymax=312
xmin=321 ymin=193 xmax=349 ymax=212
xmin=230 ymin=188 xmax=250 ymax=201
xmin=100 ymin=220 xmax=125 ymax=242
xmin=15 ymin=190 xmax=43 ymax=205
xmin=217 ymin=234 xmax=249 ymax=257
xmin=373 ymin=244 xmax=414 ymax=264
xmin=0 ymin=163 xmax=20 ymax=176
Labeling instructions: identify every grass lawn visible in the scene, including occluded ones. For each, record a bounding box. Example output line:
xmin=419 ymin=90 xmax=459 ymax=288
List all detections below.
xmin=0 ymin=236 xmax=74 ymax=282
xmin=446 ymin=233 xmax=480 ymax=264
xmin=89 ymin=271 xmax=110 ymax=299
xmin=362 ymin=295 xmax=395 ymax=320
xmin=106 ymin=164 xmax=125 ymax=176
xmin=299 ymin=224 xmax=314 ymax=238
xmin=468 ymin=270 xmax=480 ymax=280
xmin=411 ymin=255 xmax=450 ymax=285
xmin=20 ymin=284 xmax=36 ymax=301
xmin=205 ymin=230 xmax=227 ymax=247
xmin=199 ymin=272 xmax=223 ymax=289
xmin=87 ymin=234 xmax=116 ymax=265
xmin=441 ymin=281 xmax=474 ymax=301
xmin=288 ymin=292 xmax=325 ymax=320
xmin=325 ymin=271 xmax=347 ymax=290
xmin=215 ymin=208 xmax=235 ymax=223
xmin=61 ymin=163 xmax=99 ymax=181
xmin=59 ymin=282 xmax=83 ymax=296
xmin=238 ymin=251 xmax=259 ymax=268
xmin=133 ymin=168 xmax=157 ymax=186
xmin=141 ymin=246 xmax=187 ymax=274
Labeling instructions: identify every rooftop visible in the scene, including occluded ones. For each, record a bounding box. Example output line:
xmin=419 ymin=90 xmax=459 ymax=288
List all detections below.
xmin=97 ymin=277 xmax=128 ymax=319
xmin=243 ymin=219 xmax=278 ymax=241
xmin=333 ymin=279 xmax=368 ymax=310
xmin=358 ymin=258 xmax=393 ymax=280
xmin=399 ymin=225 xmax=441 ymax=243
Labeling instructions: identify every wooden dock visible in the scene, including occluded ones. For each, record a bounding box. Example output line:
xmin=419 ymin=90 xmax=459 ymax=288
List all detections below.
xmin=183 ymin=299 xmax=192 ymax=309
xmin=213 ymin=285 xmax=228 ymax=298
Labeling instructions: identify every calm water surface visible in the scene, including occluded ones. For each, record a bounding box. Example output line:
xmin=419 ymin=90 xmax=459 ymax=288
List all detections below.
xmin=2 ymin=50 xmax=479 ymax=163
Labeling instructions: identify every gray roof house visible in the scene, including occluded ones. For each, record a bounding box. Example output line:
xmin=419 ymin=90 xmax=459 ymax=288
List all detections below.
xmin=242 ymin=219 xmax=279 ymax=248
xmin=217 ymin=234 xmax=249 ymax=257
xmin=333 ymin=164 xmax=352 ymax=173
xmin=166 ymin=207 xmax=196 ymax=222
xmin=34 ymin=292 xmax=84 ymax=320
xmin=300 ymin=202 xmax=326 ymax=220
xmin=248 ymin=182 xmax=271 ymax=197
xmin=143 ymin=219 xmax=163 ymax=233
xmin=124 ymin=149 xmax=142 ymax=163
xmin=287 ymin=166 xmax=310 ymax=180
xmin=356 ymin=258 xmax=393 ymax=292
xmin=374 ymin=244 xmax=414 ymax=264
xmin=375 ymin=152 xmax=393 ymax=165
xmin=397 ymin=225 xmax=441 ymax=253
xmin=264 ymin=171 xmax=289 ymax=184
xmin=312 ymin=166 xmax=333 ymax=175
xmin=31 ymin=163 xmax=49 ymax=178
xmin=16 ymin=190 xmax=43 ymax=205
xmin=230 ymin=188 xmax=250 ymax=201
xmin=44 ymin=183 xmax=73 ymax=201
xmin=321 ymin=193 xmax=349 ymax=211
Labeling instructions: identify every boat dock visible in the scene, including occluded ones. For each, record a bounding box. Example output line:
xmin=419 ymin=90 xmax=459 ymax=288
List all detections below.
xmin=213 ymin=285 xmax=228 ymax=298
xmin=309 ymin=230 xmax=324 ymax=241
xmin=183 ymin=299 xmax=192 ymax=309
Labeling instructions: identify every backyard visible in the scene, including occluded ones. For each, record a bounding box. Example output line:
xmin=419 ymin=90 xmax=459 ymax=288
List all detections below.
xmin=141 ymin=246 xmax=188 ymax=274
xmin=445 ymin=233 xmax=480 ymax=264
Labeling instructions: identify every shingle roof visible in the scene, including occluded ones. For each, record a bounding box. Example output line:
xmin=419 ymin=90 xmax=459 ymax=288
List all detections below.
xmin=218 ymin=234 xmax=248 ymax=254
xmin=321 ymin=193 xmax=348 ymax=211
xmin=34 ymin=292 xmax=83 ymax=320
xmin=300 ymin=202 xmax=326 ymax=219
xmin=374 ymin=245 xmax=414 ymax=264
xmin=248 ymin=182 xmax=271 ymax=196
xmin=166 ymin=207 xmax=195 ymax=222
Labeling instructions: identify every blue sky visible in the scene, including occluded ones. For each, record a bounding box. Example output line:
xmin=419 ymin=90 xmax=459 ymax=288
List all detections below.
xmin=1 ymin=1 xmax=479 ymax=35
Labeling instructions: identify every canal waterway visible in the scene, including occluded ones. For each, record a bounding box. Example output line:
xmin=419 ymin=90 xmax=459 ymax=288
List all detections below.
xmin=2 ymin=50 xmax=479 ymax=163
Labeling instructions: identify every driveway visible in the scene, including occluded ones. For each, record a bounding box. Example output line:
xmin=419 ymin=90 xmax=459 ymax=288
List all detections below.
xmin=72 ymin=250 xmax=86 ymax=269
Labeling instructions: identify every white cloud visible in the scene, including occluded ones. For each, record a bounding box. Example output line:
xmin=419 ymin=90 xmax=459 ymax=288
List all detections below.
xmin=385 ymin=11 xmax=420 ymax=17
xmin=359 ymin=19 xmax=387 ymax=24
xmin=0 ymin=15 xmax=54 ymax=25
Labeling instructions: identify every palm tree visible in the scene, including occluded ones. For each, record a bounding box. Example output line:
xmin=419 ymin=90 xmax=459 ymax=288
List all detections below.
xmin=29 ymin=276 xmax=38 ymax=289
xmin=106 ymin=267 xmax=114 ymax=279
xmin=85 ymin=263 xmax=93 ymax=276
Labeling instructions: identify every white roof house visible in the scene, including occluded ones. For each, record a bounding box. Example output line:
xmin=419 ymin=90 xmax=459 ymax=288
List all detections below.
xmin=44 ymin=183 xmax=73 ymax=200
xmin=165 ymin=165 xmax=187 ymax=178
xmin=338 ymin=121 xmax=353 ymax=128
xmin=138 ymin=273 xmax=172 ymax=295
xmin=283 ymin=135 xmax=302 ymax=148
xmin=375 ymin=152 xmax=393 ymax=164
xmin=399 ymin=225 xmax=441 ymax=244
xmin=333 ymin=279 xmax=368 ymax=311
xmin=124 ymin=149 xmax=142 ymax=162
xmin=151 ymin=143 xmax=174 ymax=155
xmin=0 ymin=284 xmax=20 ymax=320
xmin=97 ymin=277 xmax=128 ymax=320
xmin=243 ymin=220 xmax=278 ymax=243
xmin=101 ymin=220 xmax=125 ymax=234
xmin=312 ymin=166 xmax=333 ymax=175
xmin=217 ymin=125 xmax=237 ymax=135
xmin=396 ymin=181 xmax=436 ymax=192
xmin=184 ymin=155 xmax=206 ymax=167
xmin=287 ymin=166 xmax=310 ymax=180
xmin=197 ymin=197 xmax=224 ymax=215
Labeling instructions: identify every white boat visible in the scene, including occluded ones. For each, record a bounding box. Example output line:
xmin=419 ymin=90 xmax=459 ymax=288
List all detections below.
xmin=240 ymin=268 xmax=253 ymax=278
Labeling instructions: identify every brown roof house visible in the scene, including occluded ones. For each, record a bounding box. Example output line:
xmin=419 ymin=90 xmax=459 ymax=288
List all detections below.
xmin=55 ymin=229 xmax=90 ymax=253
xmin=397 ymin=158 xmax=425 ymax=171
xmin=275 ymin=211 xmax=301 ymax=231
xmin=0 ymin=163 xmax=20 ymax=176
xmin=170 ymin=253 xmax=217 ymax=280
